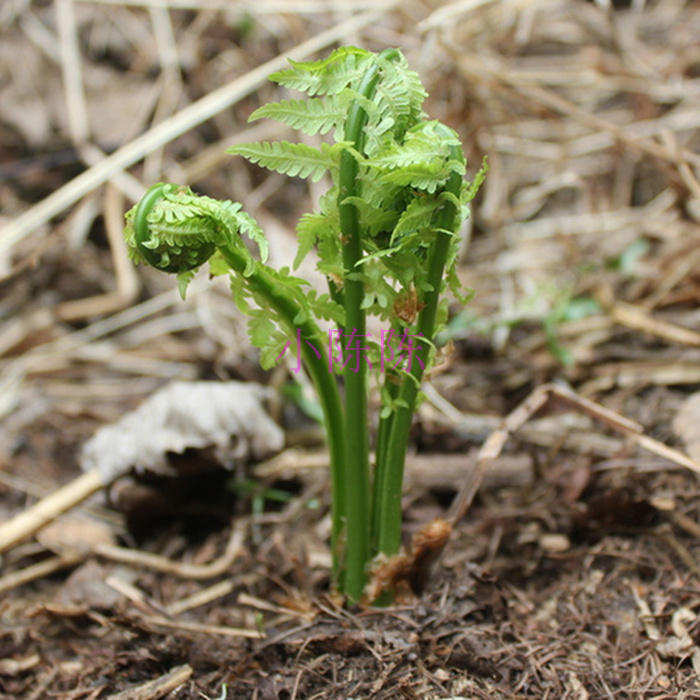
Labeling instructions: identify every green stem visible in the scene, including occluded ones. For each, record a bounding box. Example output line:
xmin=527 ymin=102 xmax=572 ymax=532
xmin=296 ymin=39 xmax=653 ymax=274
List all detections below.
xmin=217 ymin=245 xmax=347 ymax=583
xmin=371 ymin=371 xmax=398 ymax=552
xmin=374 ymin=163 xmax=463 ymax=558
xmin=336 ymin=51 xmax=398 ymax=601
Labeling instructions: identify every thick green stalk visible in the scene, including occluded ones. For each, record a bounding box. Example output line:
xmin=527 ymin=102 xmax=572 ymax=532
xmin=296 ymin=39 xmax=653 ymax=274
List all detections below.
xmin=336 ymin=53 xmax=395 ymax=601
xmin=375 ymin=164 xmax=463 ymax=558
xmin=217 ymin=245 xmax=347 ymax=582
xmin=371 ymin=372 xmax=398 ymax=552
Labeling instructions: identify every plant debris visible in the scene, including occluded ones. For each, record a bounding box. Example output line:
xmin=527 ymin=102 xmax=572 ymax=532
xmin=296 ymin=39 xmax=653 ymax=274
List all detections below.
xmin=80 ymin=380 xmax=284 ymax=480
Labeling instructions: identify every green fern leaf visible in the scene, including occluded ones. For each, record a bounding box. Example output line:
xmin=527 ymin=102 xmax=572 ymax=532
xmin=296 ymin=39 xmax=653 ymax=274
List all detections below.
xmin=391 ymin=197 xmax=442 ymax=243
xmin=357 ymin=177 xmax=402 ymax=210
xmin=306 ymin=290 xmax=345 ymax=325
xmin=248 ymin=312 xmax=276 ymax=350
xmin=340 ymin=196 xmax=397 ymax=237
xmin=368 ymin=123 xmax=463 ymax=172
xmin=463 ymin=156 xmax=488 ymax=203
xmin=316 ymin=231 xmax=343 ymax=279
xmin=248 ymin=94 xmax=350 ymax=137
xmin=362 ymin=115 xmax=397 ymax=157
xmin=229 ymin=272 xmax=250 ymax=313
xmin=260 ymin=332 xmax=290 ymax=370
xmin=234 ymin=210 xmax=268 ymax=263
xmin=373 ymin=56 xmax=427 ymax=136
xmin=208 ymin=251 xmax=230 ymax=277
xmin=228 ymin=141 xmax=342 ymax=183
xmin=380 ymin=163 xmax=460 ymax=193
xmin=258 ymin=325 xmax=290 ymax=370
xmin=268 ymin=46 xmax=372 ymax=96
xmin=295 ymin=212 xmax=338 ymax=268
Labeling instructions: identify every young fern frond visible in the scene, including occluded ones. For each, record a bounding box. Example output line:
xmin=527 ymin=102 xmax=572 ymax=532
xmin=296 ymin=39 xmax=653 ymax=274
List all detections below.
xmin=249 ymin=94 xmax=352 ymax=137
xmin=389 ymin=196 xmax=444 ymax=243
xmin=268 ymin=46 xmax=372 ymax=96
xmin=367 ymin=122 xmax=462 ymax=171
xmin=379 ymin=163 xmax=463 ymax=194
xmin=228 ymin=141 xmax=344 ymax=182
xmin=124 ymin=185 xmax=264 ymax=279
xmin=295 ymin=211 xmax=338 ymax=269
xmin=125 ymin=47 xmax=486 ymax=605
xmin=372 ymin=56 xmax=427 ymax=138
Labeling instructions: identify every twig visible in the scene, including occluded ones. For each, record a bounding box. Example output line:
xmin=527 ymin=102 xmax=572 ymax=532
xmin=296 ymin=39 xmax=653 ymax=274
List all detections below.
xmin=93 ymin=521 xmax=245 ymax=579
xmin=105 ymin=575 xmax=172 ymax=618
xmin=0 ymin=552 xmax=83 ymax=595
xmin=137 ymin=615 xmax=264 ymax=639
xmin=448 ymin=382 xmax=700 ymax=524
xmin=56 ymin=0 xmax=89 ymax=144
xmin=0 ymin=469 xmax=105 ymax=554
xmin=166 ymin=579 xmax=235 ymax=616
xmin=0 ymin=654 xmax=41 ymax=676
xmin=238 ymin=592 xmax=315 ymax=622
xmin=609 ymin=300 xmax=700 ymax=347
xmin=103 ymin=664 xmax=192 ymax=700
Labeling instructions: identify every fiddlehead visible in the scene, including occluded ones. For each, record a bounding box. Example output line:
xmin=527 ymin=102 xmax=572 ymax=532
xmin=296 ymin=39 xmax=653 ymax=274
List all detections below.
xmin=124 ymin=46 xmax=486 ymax=603
xmin=124 ymin=182 xmax=348 ymax=589
xmin=127 ymin=184 xmax=215 ymax=273
xmin=125 ymin=183 xmax=269 ymax=278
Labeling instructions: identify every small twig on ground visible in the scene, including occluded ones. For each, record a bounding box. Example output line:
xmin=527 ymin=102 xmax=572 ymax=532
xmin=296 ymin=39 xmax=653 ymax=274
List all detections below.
xmin=448 ymin=382 xmax=700 ymax=525
xmin=0 ymin=552 xmax=84 ymax=595
xmin=166 ymin=579 xmax=235 ymax=616
xmin=137 ymin=615 xmax=264 ymax=640
xmin=238 ymin=592 xmax=315 ymax=623
xmin=608 ymin=299 xmax=700 ymax=347
xmin=0 ymin=469 xmax=105 ymax=554
xmin=93 ymin=520 xmax=245 ymax=579
xmin=0 ymin=654 xmax=41 ymax=676
xmin=103 ymin=664 xmax=192 ymax=700
xmin=105 ymin=575 xmax=173 ymax=618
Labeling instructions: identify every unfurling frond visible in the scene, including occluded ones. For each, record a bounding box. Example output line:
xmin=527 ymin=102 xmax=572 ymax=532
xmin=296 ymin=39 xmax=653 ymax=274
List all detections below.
xmin=123 ymin=184 xmax=270 ymax=296
xmin=391 ymin=196 xmax=443 ymax=243
xmin=367 ymin=121 xmax=462 ymax=171
xmin=372 ymin=54 xmax=427 ymax=138
xmin=268 ymin=46 xmax=372 ymax=96
xmin=125 ymin=185 xmax=224 ymax=275
xmin=379 ymin=162 xmax=463 ymax=194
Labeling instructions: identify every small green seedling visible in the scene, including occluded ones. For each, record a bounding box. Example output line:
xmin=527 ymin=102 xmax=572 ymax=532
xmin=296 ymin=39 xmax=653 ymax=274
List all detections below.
xmin=124 ymin=47 xmax=485 ymax=602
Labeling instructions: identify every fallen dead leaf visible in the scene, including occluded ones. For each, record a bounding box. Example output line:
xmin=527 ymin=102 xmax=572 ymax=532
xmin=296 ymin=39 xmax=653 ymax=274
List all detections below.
xmin=36 ymin=516 xmax=115 ymax=555
xmin=80 ymin=381 xmax=284 ymax=481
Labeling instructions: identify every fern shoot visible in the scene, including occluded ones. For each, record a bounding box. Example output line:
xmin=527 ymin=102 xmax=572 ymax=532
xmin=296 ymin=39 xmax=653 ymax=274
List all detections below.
xmin=124 ymin=46 xmax=485 ymax=604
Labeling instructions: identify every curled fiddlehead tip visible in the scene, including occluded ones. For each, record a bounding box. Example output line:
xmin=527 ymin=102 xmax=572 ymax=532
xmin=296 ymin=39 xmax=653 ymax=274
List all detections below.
xmin=124 ymin=183 xmax=217 ymax=274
